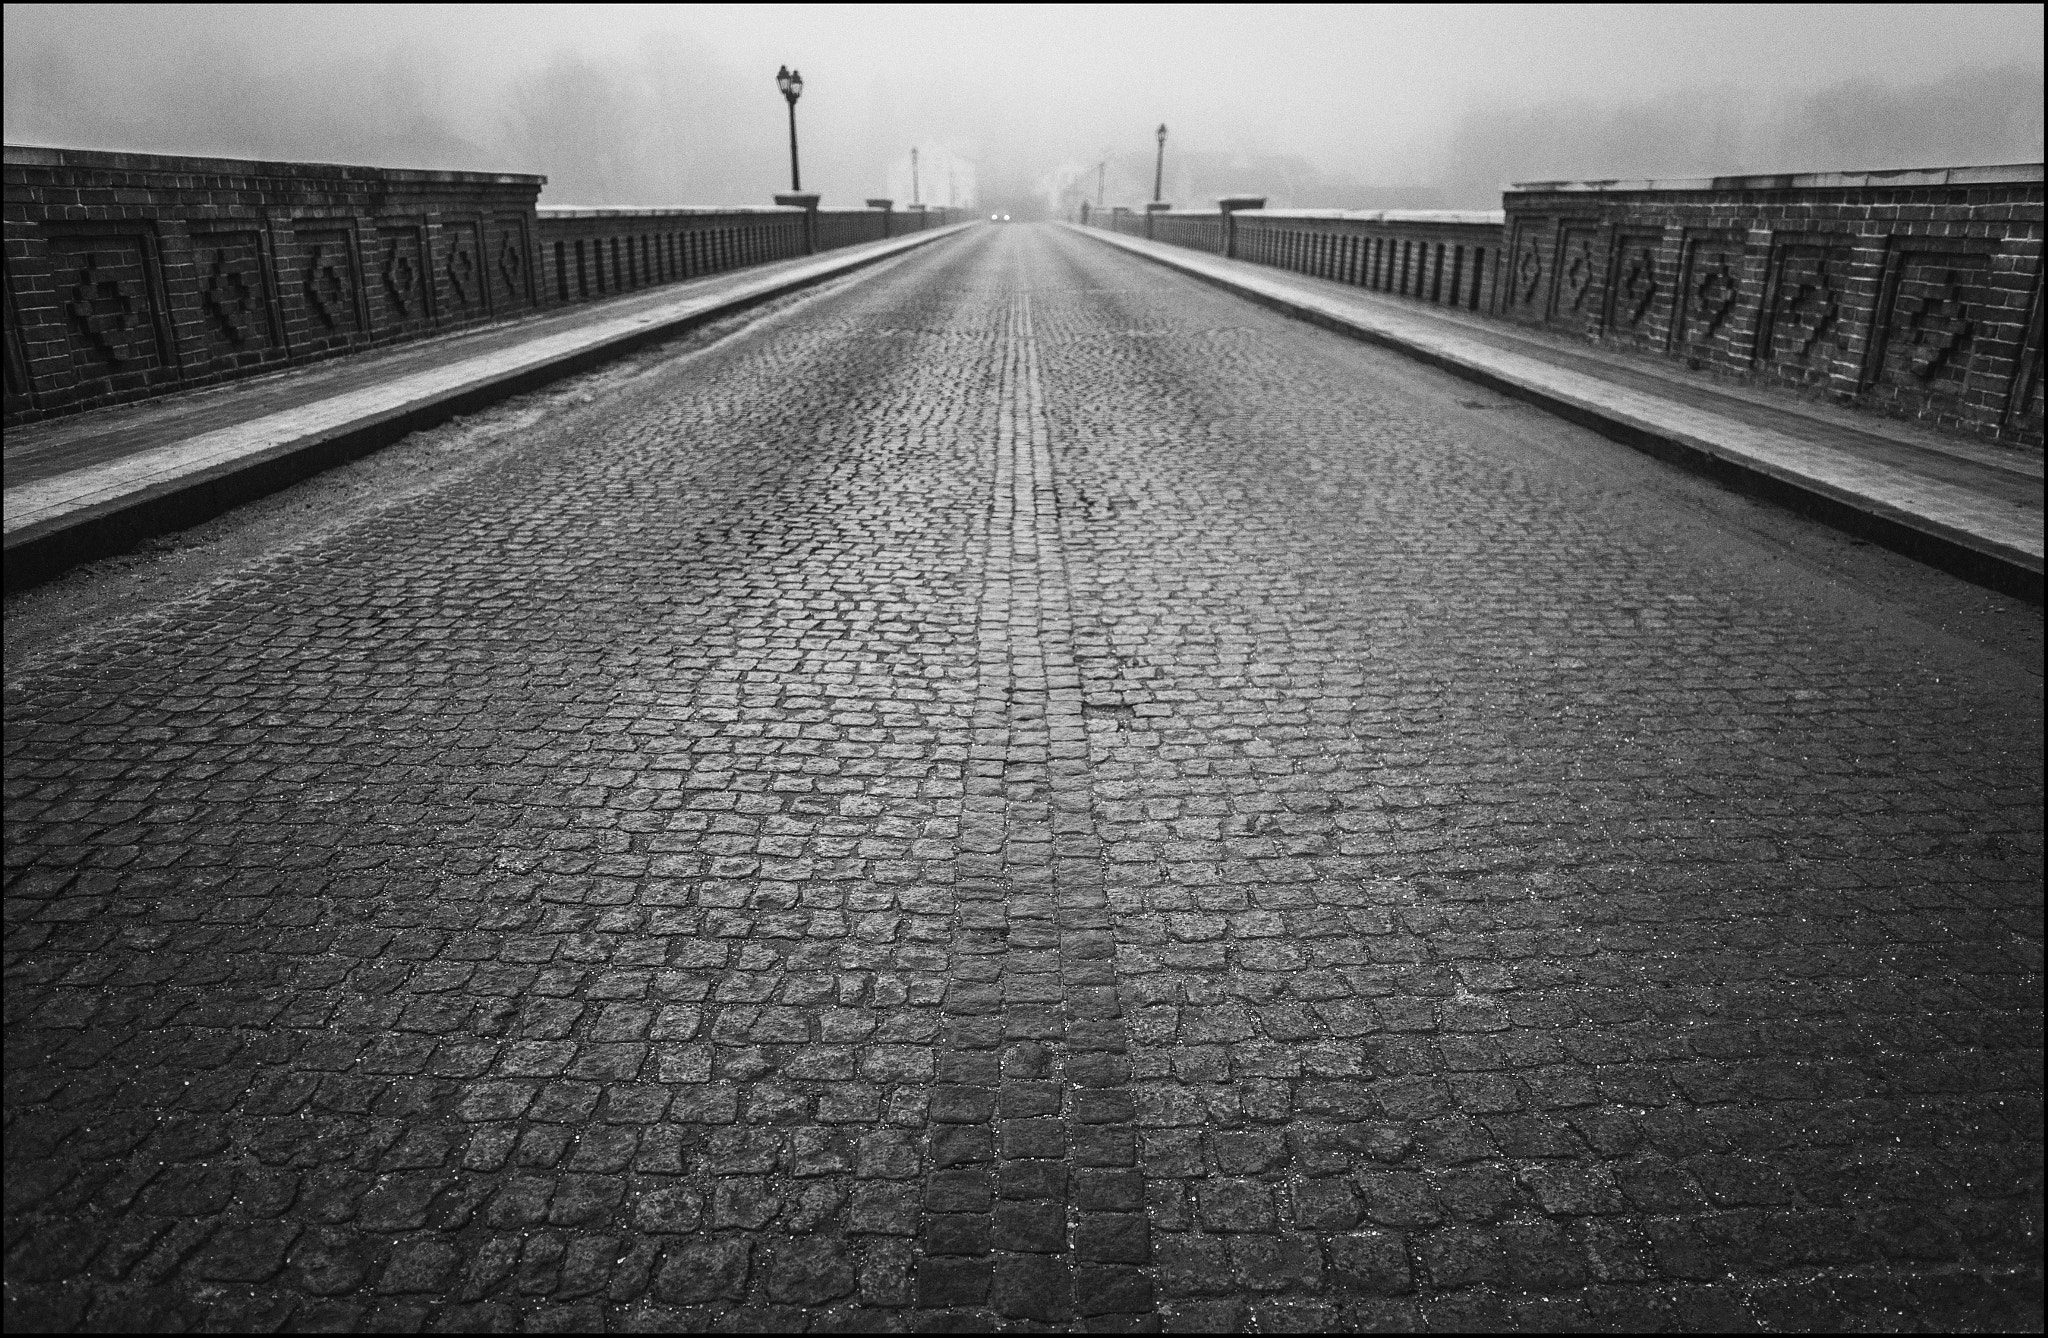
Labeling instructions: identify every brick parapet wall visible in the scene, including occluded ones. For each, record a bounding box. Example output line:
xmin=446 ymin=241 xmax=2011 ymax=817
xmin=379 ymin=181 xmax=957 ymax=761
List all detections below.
xmin=1149 ymin=212 xmax=1225 ymax=253
xmin=1232 ymin=210 xmax=1506 ymax=313
xmin=531 ymin=205 xmax=965 ymax=307
xmin=535 ymin=207 xmax=809 ymax=305
xmin=1088 ymin=206 xmax=1506 ymax=316
xmin=1089 ymin=165 xmax=2044 ymax=448
xmin=815 ymin=208 xmax=889 ymax=253
xmin=1500 ymin=165 xmax=2044 ymax=445
xmin=4 ymin=146 xmax=544 ymax=423
xmin=3 ymin=144 xmax=975 ymax=426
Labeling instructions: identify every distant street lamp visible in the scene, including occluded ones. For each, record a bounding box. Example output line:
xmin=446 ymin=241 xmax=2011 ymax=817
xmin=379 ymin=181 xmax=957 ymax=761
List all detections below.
xmin=775 ymin=65 xmax=805 ymax=191
xmin=1153 ymin=123 xmax=1167 ymax=203
xmin=912 ymin=147 xmax=920 ymax=205
xmin=1097 ymin=157 xmax=1107 ymax=209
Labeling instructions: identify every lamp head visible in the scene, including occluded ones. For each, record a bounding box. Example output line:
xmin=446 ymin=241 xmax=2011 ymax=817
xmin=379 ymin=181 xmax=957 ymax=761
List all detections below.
xmin=1157 ymin=123 xmax=1167 ymax=144
xmin=776 ymin=66 xmax=803 ymax=101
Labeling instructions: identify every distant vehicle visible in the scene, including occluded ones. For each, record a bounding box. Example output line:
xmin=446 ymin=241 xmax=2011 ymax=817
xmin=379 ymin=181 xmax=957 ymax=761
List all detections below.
xmin=989 ymin=213 xmax=1011 ymax=222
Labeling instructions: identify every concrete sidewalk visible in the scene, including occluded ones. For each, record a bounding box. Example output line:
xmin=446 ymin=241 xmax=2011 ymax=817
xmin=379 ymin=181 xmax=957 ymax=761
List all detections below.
xmin=3 ymin=223 xmax=974 ymax=590
xmin=1068 ymin=224 xmax=2043 ymax=603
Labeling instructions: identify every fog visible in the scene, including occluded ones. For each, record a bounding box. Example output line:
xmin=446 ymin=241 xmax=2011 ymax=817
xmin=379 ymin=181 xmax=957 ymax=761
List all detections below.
xmin=5 ymin=3 xmax=2041 ymax=215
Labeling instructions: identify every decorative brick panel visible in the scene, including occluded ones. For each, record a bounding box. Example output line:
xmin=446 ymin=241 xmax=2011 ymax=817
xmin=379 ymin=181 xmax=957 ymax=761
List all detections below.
xmin=1548 ymin=222 xmax=1603 ymax=334
xmin=490 ymin=216 xmax=531 ymax=310
xmin=190 ymin=228 xmax=280 ymax=369
xmin=2006 ymin=274 xmax=2045 ymax=439
xmin=1501 ymin=165 xmax=2042 ymax=445
xmin=1505 ymin=216 xmax=1551 ymax=319
xmin=439 ymin=219 xmax=486 ymax=320
xmin=1878 ymin=248 xmax=1990 ymax=379
xmin=1604 ymin=229 xmax=1671 ymax=348
xmin=372 ymin=223 xmax=432 ymax=336
xmin=42 ymin=229 xmax=177 ymax=396
xmin=4 ymin=145 xmax=544 ymax=422
xmin=3 ymin=282 xmax=32 ymax=420
xmin=1758 ymin=235 xmax=1856 ymax=387
xmin=1673 ymin=230 xmax=1746 ymax=358
xmin=289 ymin=226 xmax=362 ymax=353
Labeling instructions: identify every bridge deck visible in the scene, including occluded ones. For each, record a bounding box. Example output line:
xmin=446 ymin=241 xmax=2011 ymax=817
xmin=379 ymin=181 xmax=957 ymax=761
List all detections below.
xmin=4 ymin=223 xmax=2040 ymax=1332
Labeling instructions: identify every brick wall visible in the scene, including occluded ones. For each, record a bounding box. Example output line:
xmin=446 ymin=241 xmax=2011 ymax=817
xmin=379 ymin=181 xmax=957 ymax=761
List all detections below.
xmin=4 ymin=145 xmax=975 ymax=426
xmin=5 ymin=146 xmax=544 ymax=423
xmin=815 ymin=207 xmax=889 ymax=252
xmin=1501 ymin=165 xmax=2043 ymax=445
xmin=1087 ymin=165 xmax=2044 ymax=448
xmin=535 ymin=208 xmax=809 ymax=304
xmin=1087 ymin=204 xmax=1505 ymax=317
xmin=534 ymin=204 xmax=969 ymax=309
xmin=1230 ymin=210 xmax=1506 ymax=313
xmin=1148 ymin=211 xmax=1224 ymax=253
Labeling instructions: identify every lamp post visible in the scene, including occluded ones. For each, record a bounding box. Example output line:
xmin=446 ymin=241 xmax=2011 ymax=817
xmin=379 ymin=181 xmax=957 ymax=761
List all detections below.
xmin=775 ymin=65 xmax=804 ymax=191
xmin=772 ymin=66 xmax=818 ymax=252
xmin=911 ymin=147 xmax=920 ymax=205
xmin=1097 ymin=158 xmax=1106 ymax=209
xmin=1152 ymin=123 xmax=1167 ymax=203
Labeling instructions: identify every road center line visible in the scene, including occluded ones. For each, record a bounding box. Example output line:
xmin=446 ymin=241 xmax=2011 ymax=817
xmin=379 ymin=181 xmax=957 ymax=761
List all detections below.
xmin=915 ymin=284 xmax=1152 ymax=1321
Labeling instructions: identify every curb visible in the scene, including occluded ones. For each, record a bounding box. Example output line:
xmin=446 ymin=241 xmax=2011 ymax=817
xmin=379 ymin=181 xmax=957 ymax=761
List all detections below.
xmin=1066 ymin=224 xmax=2043 ymax=605
xmin=5 ymin=225 xmax=976 ymax=593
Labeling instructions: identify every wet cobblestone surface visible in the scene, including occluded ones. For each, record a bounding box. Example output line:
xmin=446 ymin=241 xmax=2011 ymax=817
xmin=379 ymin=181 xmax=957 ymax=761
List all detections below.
xmin=4 ymin=225 xmax=2042 ymax=1330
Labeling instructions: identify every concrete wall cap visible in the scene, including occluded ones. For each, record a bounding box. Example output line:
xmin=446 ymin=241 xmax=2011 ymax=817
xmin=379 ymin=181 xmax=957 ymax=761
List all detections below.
xmin=3 ymin=142 xmax=544 ymax=186
xmin=1508 ymin=162 xmax=2044 ymax=194
xmin=536 ymin=205 xmax=806 ymax=217
xmin=1239 ymin=208 xmax=1505 ymax=225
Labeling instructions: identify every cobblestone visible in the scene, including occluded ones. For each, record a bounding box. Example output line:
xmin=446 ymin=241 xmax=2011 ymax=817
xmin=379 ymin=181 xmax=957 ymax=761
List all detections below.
xmin=4 ymin=224 xmax=2042 ymax=1330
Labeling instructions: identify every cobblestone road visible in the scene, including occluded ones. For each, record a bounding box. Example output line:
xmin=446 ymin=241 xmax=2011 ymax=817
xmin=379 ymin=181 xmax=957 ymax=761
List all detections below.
xmin=5 ymin=224 xmax=2041 ymax=1332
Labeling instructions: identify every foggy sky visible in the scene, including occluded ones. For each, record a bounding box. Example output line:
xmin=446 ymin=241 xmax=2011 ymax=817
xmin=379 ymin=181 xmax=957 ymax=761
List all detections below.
xmin=5 ymin=3 xmax=2042 ymax=214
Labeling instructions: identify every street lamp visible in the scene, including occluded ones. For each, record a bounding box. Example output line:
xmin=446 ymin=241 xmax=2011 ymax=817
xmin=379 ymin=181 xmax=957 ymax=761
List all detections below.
xmin=775 ymin=65 xmax=804 ymax=191
xmin=1153 ymin=123 xmax=1167 ymax=203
